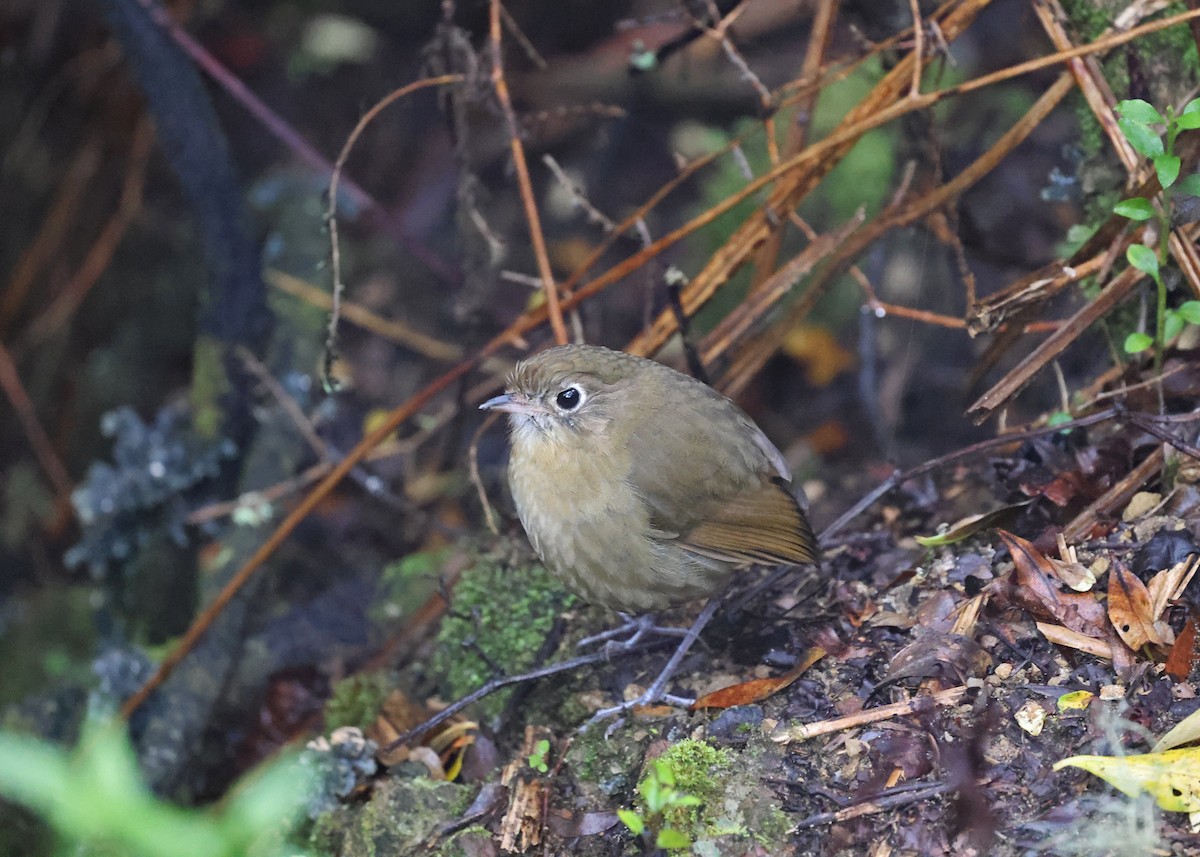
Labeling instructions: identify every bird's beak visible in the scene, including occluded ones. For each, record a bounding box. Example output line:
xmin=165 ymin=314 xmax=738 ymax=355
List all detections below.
xmin=480 ymin=393 xmax=539 ymax=415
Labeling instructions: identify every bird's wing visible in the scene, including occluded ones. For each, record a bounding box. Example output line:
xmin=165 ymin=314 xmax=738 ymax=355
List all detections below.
xmin=615 ymin=373 xmax=817 ymax=566
xmin=674 ymin=477 xmax=819 ymax=566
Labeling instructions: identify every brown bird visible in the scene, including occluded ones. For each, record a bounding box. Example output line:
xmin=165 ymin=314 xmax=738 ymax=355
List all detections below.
xmin=481 ymin=345 xmax=819 ymax=614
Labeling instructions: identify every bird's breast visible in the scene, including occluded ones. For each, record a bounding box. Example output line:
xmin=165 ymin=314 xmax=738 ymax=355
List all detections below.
xmin=506 ymin=431 xmax=730 ymax=611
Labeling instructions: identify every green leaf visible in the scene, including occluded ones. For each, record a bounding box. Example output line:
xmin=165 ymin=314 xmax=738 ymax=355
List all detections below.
xmin=1118 ymin=118 xmax=1164 ymax=159
xmin=0 ymin=732 xmax=73 ymax=816
xmin=1165 ymin=311 xmax=1184 ymax=343
xmin=1176 ymin=112 xmax=1200 ymax=131
xmin=656 ymin=828 xmax=692 ymax=849
xmin=1178 ymin=301 xmax=1200 ymax=325
xmin=1114 ymin=198 xmax=1154 ymax=220
xmin=220 ymin=752 xmax=311 ymax=835
xmin=617 ymin=809 xmax=644 ymax=836
xmin=1176 ymin=100 xmax=1200 ymax=129
xmin=1155 ymin=155 xmax=1181 ymax=189
xmin=1126 ymin=243 xmax=1159 ymax=275
xmin=672 ymin=795 xmax=704 ymax=807
xmin=1116 ymin=99 xmax=1165 ymax=126
xmin=1124 ymin=331 xmax=1154 ymax=354
xmin=641 ymin=777 xmax=663 ymax=813
xmin=1177 ymin=174 xmax=1200 ymax=197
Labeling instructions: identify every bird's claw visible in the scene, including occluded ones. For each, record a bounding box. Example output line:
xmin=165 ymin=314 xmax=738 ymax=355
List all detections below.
xmin=583 ymin=691 xmax=695 ymax=734
xmin=576 ymin=613 xmax=689 ymax=652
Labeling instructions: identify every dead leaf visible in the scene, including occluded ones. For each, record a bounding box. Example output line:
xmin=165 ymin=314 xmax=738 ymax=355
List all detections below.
xmin=950 ymin=594 xmax=986 ymax=636
xmin=915 ymin=502 xmax=1030 ymax=547
xmin=1166 ymin=618 xmax=1197 ymax=683
xmin=1022 ymin=470 xmax=1089 ymax=507
xmin=1108 ymin=561 xmax=1165 ymax=649
xmin=691 ymin=648 xmax=826 ymax=711
xmin=1034 ymin=622 xmax=1113 ymax=660
xmin=369 ymin=689 xmax=478 ymax=771
xmin=546 ymin=809 xmax=619 ymax=838
xmin=1147 ymin=555 xmax=1200 ymax=619
xmin=1047 ymin=533 xmax=1096 ymax=592
xmin=998 ymin=530 xmax=1111 ymax=638
xmin=1015 ymin=700 xmax=1047 ymax=736
xmin=883 ymin=633 xmax=991 ymax=686
xmin=804 ymin=420 xmax=852 ymax=456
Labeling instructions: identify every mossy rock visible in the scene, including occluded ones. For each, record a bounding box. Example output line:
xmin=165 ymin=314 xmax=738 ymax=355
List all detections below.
xmin=324 ymin=671 xmax=394 ymax=732
xmin=309 ymin=769 xmax=473 ymax=856
xmin=634 ymin=737 xmax=793 ymax=856
xmin=432 ymin=558 xmax=574 ymax=721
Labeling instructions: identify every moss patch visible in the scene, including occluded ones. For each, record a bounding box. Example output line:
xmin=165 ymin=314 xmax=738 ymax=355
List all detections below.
xmin=309 ymin=769 xmax=473 ymax=856
xmin=323 ymin=671 xmax=393 ymax=732
xmin=370 ymin=548 xmax=450 ymax=627
xmin=627 ymin=737 xmax=792 ymax=856
xmin=432 ymin=558 xmax=573 ymax=720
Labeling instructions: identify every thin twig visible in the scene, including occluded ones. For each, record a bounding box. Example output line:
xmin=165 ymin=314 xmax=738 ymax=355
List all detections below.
xmin=1126 ymin=411 xmax=1200 ymax=460
xmin=541 ymin=154 xmax=617 ymax=232
xmin=22 ymin=118 xmax=155 ymax=349
xmin=0 ymin=340 xmax=72 ymax=503
xmin=0 ymin=140 xmax=101 ymax=333
xmin=793 ymin=782 xmax=958 ymax=828
xmin=470 ymin=411 xmax=502 ymax=536
xmin=908 ymin=0 xmax=924 ymax=97
xmin=323 ymin=74 xmax=464 ymax=387
xmin=235 ymin=345 xmax=326 ymax=457
xmin=380 ymin=645 xmax=658 ymax=752
xmin=772 ymin=685 xmax=971 ymax=743
xmin=265 ymin=268 xmax=466 ymax=365
xmin=750 ymin=0 xmax=838 ymax=290
xmin=488 ymin=0 xmax=568 ymax=345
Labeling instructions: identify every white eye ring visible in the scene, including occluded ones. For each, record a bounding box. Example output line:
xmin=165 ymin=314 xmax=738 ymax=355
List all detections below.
xmin=555 ymin=386 xmax=585 ymax=411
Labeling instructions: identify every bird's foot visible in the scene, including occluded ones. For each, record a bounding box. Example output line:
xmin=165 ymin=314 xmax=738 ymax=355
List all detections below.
xmin=585 ymin=690 xmax=695 ymax=735
xmin=576 ymin=612 xmax=688 ymax=652
xmin=579 ymin=596 xmax=723 ymax=734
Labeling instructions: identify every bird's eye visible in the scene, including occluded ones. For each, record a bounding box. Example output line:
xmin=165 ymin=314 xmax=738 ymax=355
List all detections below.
xmin=555 ymin=387 xmax=582 ymax=410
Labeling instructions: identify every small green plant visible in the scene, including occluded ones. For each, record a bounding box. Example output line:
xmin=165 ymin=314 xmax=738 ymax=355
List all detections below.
xmin=528 ymin=738 xmax=551 ymax=774
xmin=0 ymin=718 xmax=313 ymax=857
xmin=617 ymin=758 xmax=704 ymax=851
xmin=1111 ymin=99 xmax=1200 ymax=375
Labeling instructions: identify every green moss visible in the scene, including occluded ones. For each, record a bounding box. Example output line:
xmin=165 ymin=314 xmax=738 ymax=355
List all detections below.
xmin=189 ymin=336 xmax=230 ymax=441
xmin=626 ymin=738 xmax=793 ymax=855
xmin=434 ymin=824 xmax=494 ymax=857
xmin=649 ymin=740 xmax=732 ymax=833
xmin=370 ymin=548 xmax=450 ymax=627
xmin=310 ymin=771 xmax=473 ymax=856
xmin=567 ymin=720 xmax=651 ymax=799
xmin=432 ymin=559 xmax=573 ymax=720
xmin=324 ymin=671 xmax=393 ymax=731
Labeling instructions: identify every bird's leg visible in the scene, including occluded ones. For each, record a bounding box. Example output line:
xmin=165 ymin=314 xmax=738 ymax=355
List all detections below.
xmin=584 ymin=594 xmax=722 ymax=727
xmin=575 ymin=612 xmax=689 ymax=651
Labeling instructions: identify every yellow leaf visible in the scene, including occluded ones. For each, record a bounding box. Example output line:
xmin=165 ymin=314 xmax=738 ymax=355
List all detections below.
xmin=781 ymin=325 xmax=854 ymax=386
xmin=1054 ymin=747 xmax=1200 ymax=812
xmin=1153 ymin=707 xmax=1200 ymax=753
xmin=1056 ymin=690 xmax=1094 ymax=712
xmin=363 ymin=408 xmax=392 ymax=436
xmin=525 ymin=290 xmax=546 ymax=312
